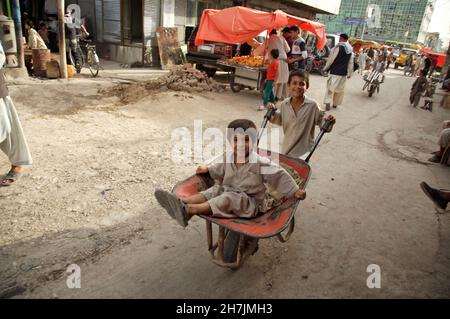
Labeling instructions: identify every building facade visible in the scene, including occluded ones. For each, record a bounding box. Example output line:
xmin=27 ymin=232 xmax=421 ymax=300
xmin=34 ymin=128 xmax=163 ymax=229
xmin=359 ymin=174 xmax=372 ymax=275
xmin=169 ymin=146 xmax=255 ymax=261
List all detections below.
xmin=316 ymin=0 xmax=434 ymax=43
xmin=11 ymin=0 xmax=340 ymax=67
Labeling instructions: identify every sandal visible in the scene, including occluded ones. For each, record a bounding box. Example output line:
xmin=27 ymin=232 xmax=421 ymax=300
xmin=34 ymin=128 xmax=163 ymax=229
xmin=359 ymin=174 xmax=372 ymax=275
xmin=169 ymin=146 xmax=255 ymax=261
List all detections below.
xmin=420 ymin=182 xmax=448 ymax=211
xmin=0 ymin=169 xmax=23 ymax=187
xmin=154 ymin=189 xmax=189 ymax=228
xmin=428 ymin=154 xmax=442 ymax=163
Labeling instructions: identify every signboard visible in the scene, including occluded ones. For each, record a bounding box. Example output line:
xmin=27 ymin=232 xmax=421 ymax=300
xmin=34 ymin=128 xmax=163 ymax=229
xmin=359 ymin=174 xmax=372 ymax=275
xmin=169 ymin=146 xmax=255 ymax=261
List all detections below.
xmin=344 ymin=17 xmax=367 ymax=26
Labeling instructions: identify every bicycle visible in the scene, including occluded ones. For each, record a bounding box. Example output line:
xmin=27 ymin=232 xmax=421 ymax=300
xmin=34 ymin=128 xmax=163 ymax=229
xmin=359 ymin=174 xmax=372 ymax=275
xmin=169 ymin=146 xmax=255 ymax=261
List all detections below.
xmin=69 ymin=36 xmax=100 ymax=77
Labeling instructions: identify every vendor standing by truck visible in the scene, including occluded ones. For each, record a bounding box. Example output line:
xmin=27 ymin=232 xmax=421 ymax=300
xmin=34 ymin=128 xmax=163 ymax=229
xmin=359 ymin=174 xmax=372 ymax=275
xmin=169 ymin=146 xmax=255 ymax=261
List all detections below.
xmin=287 ymin=26 xmax=308 ymax=71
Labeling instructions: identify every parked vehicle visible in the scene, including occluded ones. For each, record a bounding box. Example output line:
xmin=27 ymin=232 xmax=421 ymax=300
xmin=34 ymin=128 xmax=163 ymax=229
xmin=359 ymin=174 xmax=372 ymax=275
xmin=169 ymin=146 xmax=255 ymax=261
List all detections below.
xmin=305 ymin=33 xmax=335 ymax=57
xmin=394 ymin=48 xmax=418 ymax=69
xmin=186 ymin=26 xmax=239 ymax=77
xmin=305 ymin=54 xmax=327 ymax=76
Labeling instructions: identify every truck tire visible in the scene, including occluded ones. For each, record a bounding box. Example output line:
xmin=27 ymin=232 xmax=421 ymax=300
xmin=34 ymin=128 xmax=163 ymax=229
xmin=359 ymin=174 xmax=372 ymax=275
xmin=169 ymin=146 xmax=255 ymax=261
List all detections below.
xmin=230 ymin=75 xmax=243 ymax=93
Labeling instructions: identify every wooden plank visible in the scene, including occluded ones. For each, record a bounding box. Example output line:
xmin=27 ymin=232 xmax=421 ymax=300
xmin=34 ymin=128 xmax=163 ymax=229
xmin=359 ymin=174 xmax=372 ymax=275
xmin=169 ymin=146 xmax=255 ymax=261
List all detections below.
xmin=156 ymin=27 xmax=184 ymax=70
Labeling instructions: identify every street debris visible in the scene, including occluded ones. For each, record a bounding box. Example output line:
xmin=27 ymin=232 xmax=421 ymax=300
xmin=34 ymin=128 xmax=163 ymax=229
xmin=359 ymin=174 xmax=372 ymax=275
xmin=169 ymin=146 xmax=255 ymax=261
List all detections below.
xmin=99 ymin=64 xmax=226 ymax=104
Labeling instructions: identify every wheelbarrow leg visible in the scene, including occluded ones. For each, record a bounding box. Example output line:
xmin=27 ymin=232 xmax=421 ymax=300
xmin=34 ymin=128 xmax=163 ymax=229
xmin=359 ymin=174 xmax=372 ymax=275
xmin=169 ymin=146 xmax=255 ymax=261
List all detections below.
xmin=206 ymin=220 xmax=213 ymax=251
xmin=217 ymin=227 xmax=225 ymax=261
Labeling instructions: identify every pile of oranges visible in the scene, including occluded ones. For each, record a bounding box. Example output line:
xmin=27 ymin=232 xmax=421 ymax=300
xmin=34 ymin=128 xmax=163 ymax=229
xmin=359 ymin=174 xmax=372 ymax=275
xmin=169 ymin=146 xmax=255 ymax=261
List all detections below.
xmin=226 ymin=55 xmax=266 ymax=67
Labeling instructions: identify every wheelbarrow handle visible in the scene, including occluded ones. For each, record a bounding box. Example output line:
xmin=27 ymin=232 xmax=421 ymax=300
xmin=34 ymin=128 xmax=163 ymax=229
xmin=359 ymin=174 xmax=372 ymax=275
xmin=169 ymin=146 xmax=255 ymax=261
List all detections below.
xmin=305 ymin=118 xmax=332 ymax=163
xmin=257 ymin=108 xmax=275 ymax=146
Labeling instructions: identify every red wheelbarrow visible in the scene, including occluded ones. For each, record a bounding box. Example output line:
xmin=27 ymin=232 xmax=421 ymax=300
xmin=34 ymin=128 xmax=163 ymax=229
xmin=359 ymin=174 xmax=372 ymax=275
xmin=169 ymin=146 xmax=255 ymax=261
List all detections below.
xmin=171 ymin=117 xmax=332 ymax=269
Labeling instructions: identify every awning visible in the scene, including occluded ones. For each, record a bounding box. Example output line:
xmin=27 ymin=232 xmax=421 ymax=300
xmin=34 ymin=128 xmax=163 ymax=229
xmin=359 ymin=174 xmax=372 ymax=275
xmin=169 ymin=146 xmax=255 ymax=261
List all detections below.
xmin=420 ymin=47 xmax=447 ymax=67
xmin=195 ymin=6 xmax=326 ymax=49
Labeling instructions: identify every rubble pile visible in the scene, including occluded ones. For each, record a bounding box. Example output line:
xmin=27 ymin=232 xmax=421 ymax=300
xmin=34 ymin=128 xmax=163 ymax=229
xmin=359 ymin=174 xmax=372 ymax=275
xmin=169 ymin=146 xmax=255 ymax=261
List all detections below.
xmin=100 ymin=64 xmax=226 ymax=104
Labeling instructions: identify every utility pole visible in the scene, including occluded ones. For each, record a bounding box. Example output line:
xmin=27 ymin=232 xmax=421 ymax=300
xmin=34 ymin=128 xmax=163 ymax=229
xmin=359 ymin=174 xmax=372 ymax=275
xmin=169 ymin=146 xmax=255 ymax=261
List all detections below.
xmin=11 ymin=0 xmax=25 ymax=68
xmin=57 ymin=0 xmax=67 ymax=79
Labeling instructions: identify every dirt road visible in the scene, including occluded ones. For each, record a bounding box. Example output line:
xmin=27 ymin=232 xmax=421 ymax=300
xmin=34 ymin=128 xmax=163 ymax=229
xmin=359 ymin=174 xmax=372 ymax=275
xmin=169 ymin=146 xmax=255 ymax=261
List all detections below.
xmin=1 ymin=68 xmax=449 ymax=298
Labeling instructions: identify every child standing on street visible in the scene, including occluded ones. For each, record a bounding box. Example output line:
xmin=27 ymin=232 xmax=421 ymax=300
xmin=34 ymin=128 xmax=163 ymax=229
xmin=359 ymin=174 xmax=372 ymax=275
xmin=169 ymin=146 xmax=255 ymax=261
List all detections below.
xmin=266 ymin=69 xmax=336 ymax=159
xmin=258 ymin=49 xmax=280 ymax=111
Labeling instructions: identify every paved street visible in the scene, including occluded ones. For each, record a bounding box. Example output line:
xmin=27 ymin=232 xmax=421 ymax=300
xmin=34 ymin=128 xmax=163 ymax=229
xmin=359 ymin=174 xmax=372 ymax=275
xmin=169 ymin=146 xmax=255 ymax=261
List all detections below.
xmin=1 ymin=67 xmax=449 ymax=298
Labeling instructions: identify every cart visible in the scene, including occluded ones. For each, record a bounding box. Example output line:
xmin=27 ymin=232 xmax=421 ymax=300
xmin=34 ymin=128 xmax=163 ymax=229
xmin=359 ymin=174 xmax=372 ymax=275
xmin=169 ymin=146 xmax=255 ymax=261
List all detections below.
xmin=217 ymin=60 xmax=267 ymax=94
xmin=171 ymin=119 xmax=332 ymax=269
xmin=173 ymin=150 xmax=309 ymax=269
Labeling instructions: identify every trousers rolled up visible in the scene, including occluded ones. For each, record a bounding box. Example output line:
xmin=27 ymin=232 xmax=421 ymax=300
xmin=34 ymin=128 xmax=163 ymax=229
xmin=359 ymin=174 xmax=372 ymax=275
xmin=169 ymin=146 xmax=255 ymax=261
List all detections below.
xmin=0 ymin=97 xmax=32 ymax=166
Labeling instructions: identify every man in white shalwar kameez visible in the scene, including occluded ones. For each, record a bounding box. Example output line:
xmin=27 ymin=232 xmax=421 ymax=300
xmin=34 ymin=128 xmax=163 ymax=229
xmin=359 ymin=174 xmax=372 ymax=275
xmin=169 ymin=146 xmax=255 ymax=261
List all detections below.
xmin=323 ymin=33 xmax=354 ymax=110
xmin=0 ymin=41 xmax=32 ymax=186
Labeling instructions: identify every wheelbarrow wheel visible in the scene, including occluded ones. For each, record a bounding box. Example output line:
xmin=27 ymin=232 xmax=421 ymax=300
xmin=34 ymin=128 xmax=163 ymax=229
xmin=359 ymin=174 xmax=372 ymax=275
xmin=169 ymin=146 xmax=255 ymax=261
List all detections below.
xmin=223 ymin=231 xmax=241 ymax=263
xmin=223 ymin=232 xmax=259 ymax=264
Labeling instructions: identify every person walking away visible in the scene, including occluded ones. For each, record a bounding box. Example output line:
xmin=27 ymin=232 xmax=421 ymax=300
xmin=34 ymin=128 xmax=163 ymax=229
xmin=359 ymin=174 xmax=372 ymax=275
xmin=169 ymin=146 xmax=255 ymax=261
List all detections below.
xmin=287 ymin=26 xmax=308 ymax=71
xmin=357 ymin=49 xmax=367 ymax=75
xmin=258 ymin=49 xmax=279 ymax=111
xmin=410 ymin=70 xmax=428 ymax=108
xmin=323 ymin=33 xmax=354 ymax=110
xmin=0 ymin=41 xmax=33 ymax=186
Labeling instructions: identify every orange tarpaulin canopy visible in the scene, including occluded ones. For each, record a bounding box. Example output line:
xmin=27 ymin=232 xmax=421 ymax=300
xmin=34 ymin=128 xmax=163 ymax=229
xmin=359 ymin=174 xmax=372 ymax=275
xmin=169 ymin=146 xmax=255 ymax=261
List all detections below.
xmin=195 ymin=6 xmax=326 ymax=49
xmin=420 ymin=47 xmax=447 ymax=67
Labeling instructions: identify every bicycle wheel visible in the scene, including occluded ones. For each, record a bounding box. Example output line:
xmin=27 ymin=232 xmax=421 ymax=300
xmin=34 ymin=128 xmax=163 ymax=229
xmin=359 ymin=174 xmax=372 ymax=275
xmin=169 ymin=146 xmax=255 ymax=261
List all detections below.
xmin=87 ymin=49 xmax=100 ymax=77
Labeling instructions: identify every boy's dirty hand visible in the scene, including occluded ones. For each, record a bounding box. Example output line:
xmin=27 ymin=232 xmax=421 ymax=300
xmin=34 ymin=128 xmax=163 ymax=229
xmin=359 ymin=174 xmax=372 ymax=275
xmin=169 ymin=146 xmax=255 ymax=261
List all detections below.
xmin=327 ymin=115 xmax=336 ymax=124
xmin=196 ymin=166 xmax=209 ymax=174
xmin=294 ymin=189 xmax=306 ymax=200
xmin=266 ymin=103 xmax=277 ymax=110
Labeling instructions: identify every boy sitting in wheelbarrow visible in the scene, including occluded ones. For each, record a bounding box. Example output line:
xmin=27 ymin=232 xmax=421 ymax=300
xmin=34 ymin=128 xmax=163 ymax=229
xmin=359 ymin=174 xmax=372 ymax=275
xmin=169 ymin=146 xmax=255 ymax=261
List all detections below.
xmin=155 ymin=119 xmax=306 ymax=228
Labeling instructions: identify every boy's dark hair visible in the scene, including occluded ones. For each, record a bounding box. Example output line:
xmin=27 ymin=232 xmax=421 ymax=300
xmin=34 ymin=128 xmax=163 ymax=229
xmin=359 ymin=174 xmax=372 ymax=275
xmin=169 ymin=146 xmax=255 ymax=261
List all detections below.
xmin=288 ymin=69 xmax=310 ymax=88
xmin=270 ymin=49 xmax=279 ymax=59
xmin=227 ymin=119 xmax=257 ymax=143
xmin=290 ymin=25 xmax=300 ymax=33
xmin=282 ymin=26 xmax=291 ymax=33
